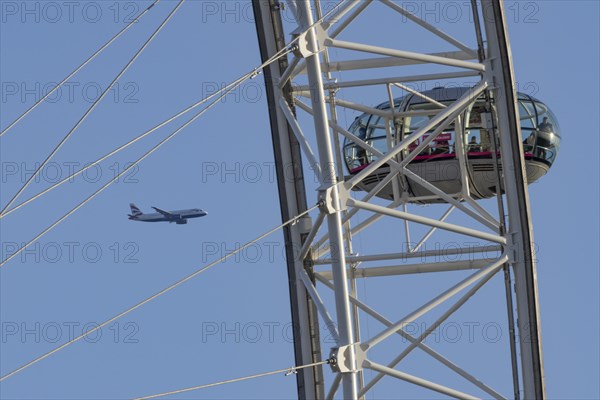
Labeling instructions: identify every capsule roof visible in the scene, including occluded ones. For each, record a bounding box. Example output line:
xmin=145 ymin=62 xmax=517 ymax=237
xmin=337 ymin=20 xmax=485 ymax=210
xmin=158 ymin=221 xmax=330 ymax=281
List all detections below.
xmin=370 ymin=86 xmax=560 ymax=137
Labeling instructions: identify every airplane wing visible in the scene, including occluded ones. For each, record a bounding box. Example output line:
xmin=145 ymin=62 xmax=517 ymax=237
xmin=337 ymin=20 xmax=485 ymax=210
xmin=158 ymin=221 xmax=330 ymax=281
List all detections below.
xmin=152 ymin=206 xmax=175 ymax=217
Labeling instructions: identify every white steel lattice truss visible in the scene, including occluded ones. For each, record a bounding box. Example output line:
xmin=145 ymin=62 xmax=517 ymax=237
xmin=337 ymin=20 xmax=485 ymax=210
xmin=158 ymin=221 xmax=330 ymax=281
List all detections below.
xmin=256 ymin=0 xmax=544 ymax=399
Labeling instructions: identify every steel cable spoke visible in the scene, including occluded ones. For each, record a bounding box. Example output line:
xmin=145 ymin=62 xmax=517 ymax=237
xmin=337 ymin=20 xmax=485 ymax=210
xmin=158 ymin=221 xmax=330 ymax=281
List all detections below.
xmin=0 ymin=201 xmax=319 ymax=381
xmin=0 ymin=0 xmax=162 ymax=137
xmin=133 ymin=359 xmax=331 ymax=400
xmin=0 ymin=0 xmax=185 ymax=215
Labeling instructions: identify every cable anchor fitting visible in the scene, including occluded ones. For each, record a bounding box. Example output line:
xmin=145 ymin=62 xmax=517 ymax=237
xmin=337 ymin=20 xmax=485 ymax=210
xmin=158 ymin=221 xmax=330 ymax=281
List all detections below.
xmin=329 ymin=343 xmax=366 ymax=373
xmin=291 ymin=24 xmax=329 ymax=58
xmin=318 ymin=182 xmax=350 ymax=214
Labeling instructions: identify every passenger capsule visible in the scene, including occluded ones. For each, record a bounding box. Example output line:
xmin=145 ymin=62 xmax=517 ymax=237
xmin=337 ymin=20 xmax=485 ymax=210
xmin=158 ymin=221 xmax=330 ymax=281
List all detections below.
xmin=343 ymin=87 xmax=560 ymax=202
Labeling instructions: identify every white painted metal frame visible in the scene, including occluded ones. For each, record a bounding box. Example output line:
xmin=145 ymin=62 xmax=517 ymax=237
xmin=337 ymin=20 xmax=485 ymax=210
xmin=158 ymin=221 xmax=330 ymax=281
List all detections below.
xmin=256 ymin=0 xmax=545 ymax=398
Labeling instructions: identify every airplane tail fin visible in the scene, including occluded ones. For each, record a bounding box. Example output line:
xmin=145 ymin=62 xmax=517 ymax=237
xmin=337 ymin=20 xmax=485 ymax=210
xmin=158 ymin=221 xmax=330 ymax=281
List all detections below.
xmin=129 ymin=203 xmax=143 ymax=217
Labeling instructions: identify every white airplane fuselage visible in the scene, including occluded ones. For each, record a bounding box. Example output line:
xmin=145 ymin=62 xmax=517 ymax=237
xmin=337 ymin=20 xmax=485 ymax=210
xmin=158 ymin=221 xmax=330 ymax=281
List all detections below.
xmin=128 ymin=204 xmax=207 ymax=224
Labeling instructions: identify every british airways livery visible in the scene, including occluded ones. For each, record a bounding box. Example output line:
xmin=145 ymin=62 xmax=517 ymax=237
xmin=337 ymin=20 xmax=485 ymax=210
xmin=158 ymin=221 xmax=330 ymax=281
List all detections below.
xmin=128 ymin=203 xmax=207 ymax=224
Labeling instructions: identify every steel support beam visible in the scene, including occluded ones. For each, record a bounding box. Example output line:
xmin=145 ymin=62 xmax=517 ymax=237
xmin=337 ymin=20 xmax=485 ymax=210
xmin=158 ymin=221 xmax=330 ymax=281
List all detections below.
xmin=364 ymin=360 xmax=479 ymax=400
xmin=295 ymin=1 xmax=359 ymax=397
xmin=481 ymin=1 xmax=546 ymax=397
xmin=253 ymin=2 xmax=324 ymax=398
xmin=315 ymin=259 xmax=491 ymax=279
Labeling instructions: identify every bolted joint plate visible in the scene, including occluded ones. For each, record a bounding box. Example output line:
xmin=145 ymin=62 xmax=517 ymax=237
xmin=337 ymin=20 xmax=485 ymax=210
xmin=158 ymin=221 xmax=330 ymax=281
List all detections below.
xmin=318 ymin=182 xmax=350 ymax=214
xmin=292 ymin=24 xmax=329 ymax=58
xmin=506 ymin=231 xmax=520 ymax=264
xmin=329 ymin=343 xmax=366 ymax=373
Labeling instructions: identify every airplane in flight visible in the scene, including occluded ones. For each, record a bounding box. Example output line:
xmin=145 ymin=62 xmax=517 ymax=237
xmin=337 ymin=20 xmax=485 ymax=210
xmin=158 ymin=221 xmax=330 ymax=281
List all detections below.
xmin=128 ymin=203 xmax=207 ymax=224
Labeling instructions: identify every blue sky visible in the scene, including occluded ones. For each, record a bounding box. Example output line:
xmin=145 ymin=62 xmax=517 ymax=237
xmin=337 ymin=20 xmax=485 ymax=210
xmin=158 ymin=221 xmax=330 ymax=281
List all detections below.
xmin=0 ymin=1 xmax=598 ymax=399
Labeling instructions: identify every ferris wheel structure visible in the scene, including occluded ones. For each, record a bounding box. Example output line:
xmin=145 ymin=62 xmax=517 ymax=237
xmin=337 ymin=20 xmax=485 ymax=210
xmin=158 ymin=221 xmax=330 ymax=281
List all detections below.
xmin=253 ymin=1 xmax=548 ymax=398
